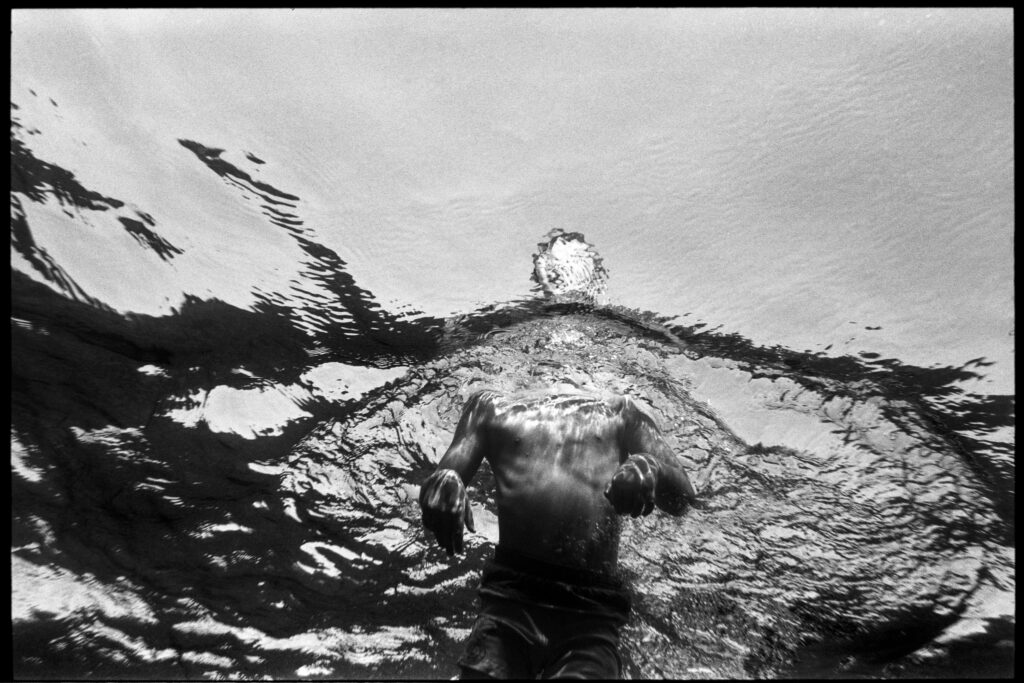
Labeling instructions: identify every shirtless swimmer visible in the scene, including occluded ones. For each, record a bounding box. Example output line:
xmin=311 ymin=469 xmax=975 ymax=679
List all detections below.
xmin=419 ymin=380 xmax=699 ymax=679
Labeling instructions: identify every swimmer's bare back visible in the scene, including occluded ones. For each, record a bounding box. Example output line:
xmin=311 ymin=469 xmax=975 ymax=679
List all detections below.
xmin=419 ymin=387 xmax=698 ymax=575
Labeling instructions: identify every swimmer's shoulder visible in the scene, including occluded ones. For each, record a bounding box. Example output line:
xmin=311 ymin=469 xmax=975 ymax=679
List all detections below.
xmin=461 ymin=389 xmax=502 ymax=426
xmin=465 ymin=388 xmax=499 ymax=407
xmin=607 ymin=393 xmax=655 ymax=425
xmin=604 ymin=392 xmax=634 ymax=414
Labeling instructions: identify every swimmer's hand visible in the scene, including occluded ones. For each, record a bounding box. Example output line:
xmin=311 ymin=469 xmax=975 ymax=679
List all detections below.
xmin=604 ymin=453 xmax=658 ymax=517
xmin=419 ymin=469 xmax=476 ymax=556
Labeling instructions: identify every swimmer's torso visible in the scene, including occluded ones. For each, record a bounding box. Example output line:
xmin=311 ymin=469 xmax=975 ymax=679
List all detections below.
xmin=474 ymin=388 xmax=632 ymax=573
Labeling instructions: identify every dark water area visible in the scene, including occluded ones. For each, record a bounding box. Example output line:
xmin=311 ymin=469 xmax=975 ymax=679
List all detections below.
xmin=11 ymin=8 xmax=1014 ymax=680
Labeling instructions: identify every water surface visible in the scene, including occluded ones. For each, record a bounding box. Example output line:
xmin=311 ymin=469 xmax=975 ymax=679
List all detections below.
xmin=11 ymin=8 xmax=1014 ymax=679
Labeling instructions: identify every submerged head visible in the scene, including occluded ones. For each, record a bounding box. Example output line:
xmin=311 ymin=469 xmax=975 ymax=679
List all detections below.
xmin=531 ymin=229 xmax=609 ymax=303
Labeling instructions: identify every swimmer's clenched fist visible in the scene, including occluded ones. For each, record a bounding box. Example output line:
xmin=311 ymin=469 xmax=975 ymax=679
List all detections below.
xmin=420 ymin=468 xmax=476 ymax=555
xmin=604 ymin=453 xmax=658 ymax=518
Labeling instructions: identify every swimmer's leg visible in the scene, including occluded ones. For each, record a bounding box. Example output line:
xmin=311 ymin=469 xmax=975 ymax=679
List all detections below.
xmin=540 ymin=626 xmax=623 ymax=679
xmin=457 ymin=615 xmax=534 ymax=679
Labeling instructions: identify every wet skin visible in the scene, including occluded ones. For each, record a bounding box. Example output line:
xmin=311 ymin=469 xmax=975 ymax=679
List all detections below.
xmin=419 ymin=385 xmax=698 ymax=575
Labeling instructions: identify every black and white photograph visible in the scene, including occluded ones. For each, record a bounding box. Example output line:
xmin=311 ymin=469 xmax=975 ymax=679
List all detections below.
xmin=11 ymin=8 xmax=1014 ymax=680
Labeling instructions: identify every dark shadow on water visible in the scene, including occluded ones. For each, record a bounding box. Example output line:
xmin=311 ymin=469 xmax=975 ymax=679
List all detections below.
xmin=177 ymin=137 xmax=446 ymax=360
xmin=10 ymin=102 xmax=185 ymax=307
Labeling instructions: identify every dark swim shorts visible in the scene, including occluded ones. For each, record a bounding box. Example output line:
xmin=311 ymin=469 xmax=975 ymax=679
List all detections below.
xmin=458 ymin=547 xmax=631 ymax=680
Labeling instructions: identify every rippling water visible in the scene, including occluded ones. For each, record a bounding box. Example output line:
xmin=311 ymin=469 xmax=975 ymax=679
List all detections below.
xmin=11 ymin=8 xmax=1013 ymax=679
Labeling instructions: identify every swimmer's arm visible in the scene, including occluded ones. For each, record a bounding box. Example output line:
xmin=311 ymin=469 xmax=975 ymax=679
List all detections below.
xmin=433 ymin=390 xmax=493 ymax=484
xmin=419 ymin=391 xmax=492 ymax=555
xmin=613 ymin=397 xmax=698 ymax=516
